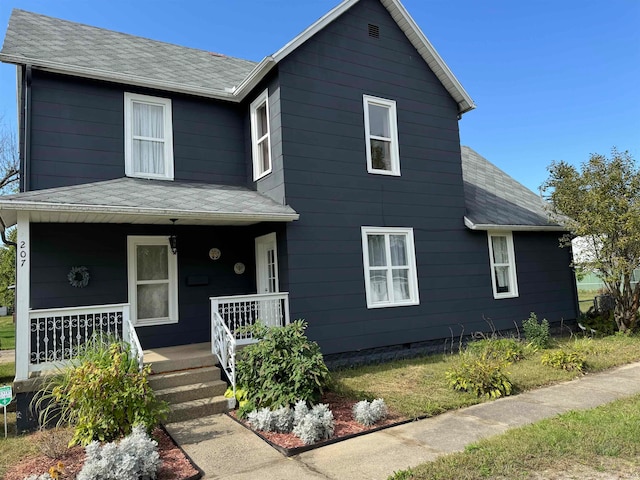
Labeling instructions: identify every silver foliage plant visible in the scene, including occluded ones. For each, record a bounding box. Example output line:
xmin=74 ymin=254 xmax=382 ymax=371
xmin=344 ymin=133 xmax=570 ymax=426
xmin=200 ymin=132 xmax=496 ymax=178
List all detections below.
xmin=23 ymin=474 xmax=55 ymax=480
xmin=352 ymin=398 xmax=388 ymax=426
xmin=292 ymin=404 xmax=335 ymax=445
xmin=246 ymin=400 xmax=335 ymax=445
xmin=76 ymin=425 xmax=161 ymax=480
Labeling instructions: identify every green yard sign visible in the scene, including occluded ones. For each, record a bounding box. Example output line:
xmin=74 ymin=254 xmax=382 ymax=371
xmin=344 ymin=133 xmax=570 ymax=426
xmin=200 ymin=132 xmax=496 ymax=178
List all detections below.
xmin=0 ymin=385 xmax=11 ymax=407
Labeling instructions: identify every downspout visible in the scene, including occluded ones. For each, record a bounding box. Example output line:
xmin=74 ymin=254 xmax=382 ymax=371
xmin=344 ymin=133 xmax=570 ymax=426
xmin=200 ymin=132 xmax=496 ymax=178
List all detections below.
xmin=0 ymin=216 xmax=16 ymax=247
xmin=23 ymin=65 xmax=32 ymax=192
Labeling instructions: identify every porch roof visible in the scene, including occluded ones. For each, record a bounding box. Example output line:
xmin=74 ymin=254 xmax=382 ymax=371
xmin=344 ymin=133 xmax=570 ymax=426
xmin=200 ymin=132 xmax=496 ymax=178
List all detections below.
xmin=0 ymin=178 xmax=299 ymax=226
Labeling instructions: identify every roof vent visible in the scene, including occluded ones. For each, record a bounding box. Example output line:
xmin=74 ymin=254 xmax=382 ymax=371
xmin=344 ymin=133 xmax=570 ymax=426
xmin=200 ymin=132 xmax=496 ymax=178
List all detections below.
xmin=368 ymin=23 xmax=380 ymax=39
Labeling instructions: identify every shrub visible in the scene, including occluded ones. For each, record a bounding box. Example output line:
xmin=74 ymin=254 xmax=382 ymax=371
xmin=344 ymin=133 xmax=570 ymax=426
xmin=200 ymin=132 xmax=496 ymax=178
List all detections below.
xmin=76 ymin=425 xmax=161 ymax=480
xmin=522 ymin=312 xmax=550 ymax=349
xmin=541 ymin=349 xmax=586 ymax=372
xmin=236 ymin=320 xmax=330 ymax=409
xmin=352 ymin=398 xmax=388 ymax=426
xmin=34 ymin=338 xmax=168 ymax=446
xmin=466 ymin=338 xmax=525 ymax=363
xmin=292 ymin=403 xmax=335 ymax=445
xmin=446 ymin=354 xmax=513 ymax=398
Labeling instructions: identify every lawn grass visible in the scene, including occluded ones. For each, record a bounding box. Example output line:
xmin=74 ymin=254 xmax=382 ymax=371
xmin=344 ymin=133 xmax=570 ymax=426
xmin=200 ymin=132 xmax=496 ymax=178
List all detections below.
xmin=331 ymin=334 xmax=640 ymax=419
xmin=0 ymin=362 xmax=14 ymax=385
xmin=0 ymin=315 xmax=14 ymax=350
xmin=391 ymin=394 xmax=640 ymax=480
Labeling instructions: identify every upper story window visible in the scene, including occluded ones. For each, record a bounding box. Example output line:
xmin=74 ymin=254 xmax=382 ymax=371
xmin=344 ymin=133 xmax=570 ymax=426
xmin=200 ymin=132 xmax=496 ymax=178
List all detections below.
xmin=361 ymin=226 xmax=419 ymax=308
xmin=363 ymin=95 xmax=400 ymax=176
xmin=250 ymin=89 xmax=272 ymax=180
xmin=488 ymin=231 xmax=519 ymax=299
xmin=124 ymin=93 xmax=174 ymax=180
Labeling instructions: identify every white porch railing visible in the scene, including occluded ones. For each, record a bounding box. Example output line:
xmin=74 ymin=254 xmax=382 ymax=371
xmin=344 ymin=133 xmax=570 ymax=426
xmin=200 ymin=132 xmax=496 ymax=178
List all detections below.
xmin=210 ymin=292 xmax=290 ymax=398
xmin=210 ymin=292 xmax=290 ymax=345
xmin=27 ymin=303 xmax=142 ymax=374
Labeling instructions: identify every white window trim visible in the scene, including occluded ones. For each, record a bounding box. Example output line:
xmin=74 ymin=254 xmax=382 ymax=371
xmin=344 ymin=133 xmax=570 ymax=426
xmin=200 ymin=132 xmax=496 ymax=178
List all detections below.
xmin=250 ymin=89 xmax=272 ymax=181
xmin=363 ymin=94 xmax=400 ymax=176
xmin=487 ymin=231 xmax=519 ymax=299
xmin=361 ymin=226 xmax=419 ymax=309
xmin=124 ymin=92 xmax=174 ymax=181
xmin=127 ymin=235 xmax=179 ymax=326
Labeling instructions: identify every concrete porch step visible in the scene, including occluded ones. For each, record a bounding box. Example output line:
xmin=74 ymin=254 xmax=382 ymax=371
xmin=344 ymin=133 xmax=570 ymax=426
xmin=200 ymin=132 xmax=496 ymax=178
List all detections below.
xmin=149 ymin=366 xmax=222 ymax=390
xmin=155 ymin=379 xmax=228 ymax=404
xmin=165 ymin=396 xmax=230 ymax=424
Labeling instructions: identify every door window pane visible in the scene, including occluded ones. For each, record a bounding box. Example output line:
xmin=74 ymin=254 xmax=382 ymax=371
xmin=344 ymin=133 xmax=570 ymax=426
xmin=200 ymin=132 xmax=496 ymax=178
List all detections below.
xmin=137 ymin=245 xmax=168 ymax=280
xmin=137 ymin=284 xmax=169 ymax=319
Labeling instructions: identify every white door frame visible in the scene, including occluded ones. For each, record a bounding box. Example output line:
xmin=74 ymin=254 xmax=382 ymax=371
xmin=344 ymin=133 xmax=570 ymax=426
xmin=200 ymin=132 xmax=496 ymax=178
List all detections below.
xmin=255 ymin=232 xmax=279 ymax=294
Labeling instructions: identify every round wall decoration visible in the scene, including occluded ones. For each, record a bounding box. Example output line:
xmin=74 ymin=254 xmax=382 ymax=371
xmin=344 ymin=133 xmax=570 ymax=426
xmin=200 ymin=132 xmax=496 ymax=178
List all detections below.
xmin=68 ymin=266 xmax=90 ymax=288
xmin=209 ymin=248 xmax=221 ymax=260
xmin=234 ymin=262 xmax=245 ymax=275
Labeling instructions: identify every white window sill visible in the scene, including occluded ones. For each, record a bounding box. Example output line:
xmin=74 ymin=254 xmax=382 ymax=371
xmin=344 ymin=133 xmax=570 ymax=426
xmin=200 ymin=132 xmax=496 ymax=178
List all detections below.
xmin=366 ymin=300 xmax=420 ymax=309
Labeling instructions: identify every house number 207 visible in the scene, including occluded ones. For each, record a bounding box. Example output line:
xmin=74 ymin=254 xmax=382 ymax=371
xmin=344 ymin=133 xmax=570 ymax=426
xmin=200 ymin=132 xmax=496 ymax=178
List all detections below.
xmin=19 ymin=241 xmax=27 ymax=267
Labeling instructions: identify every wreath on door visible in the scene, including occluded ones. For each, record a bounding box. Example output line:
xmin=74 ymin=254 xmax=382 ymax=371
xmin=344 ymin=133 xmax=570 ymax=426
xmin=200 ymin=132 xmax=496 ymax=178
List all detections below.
xmin=68 ymin=266 xmax=90 ymax=288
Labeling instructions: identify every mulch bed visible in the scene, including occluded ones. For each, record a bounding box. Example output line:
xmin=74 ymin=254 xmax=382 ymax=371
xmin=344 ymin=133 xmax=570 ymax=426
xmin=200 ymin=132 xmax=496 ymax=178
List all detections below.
xmin=229 ymin=392 xmax=407 ymax=456
xmin=4 ymin=427 xmax=201 ymax=480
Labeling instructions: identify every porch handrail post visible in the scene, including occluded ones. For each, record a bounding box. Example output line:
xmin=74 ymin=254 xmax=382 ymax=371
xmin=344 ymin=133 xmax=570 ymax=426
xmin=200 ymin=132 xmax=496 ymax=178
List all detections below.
xmin=283 ymin=293 xmax=290 ymax=326
xmin=15 ymin=212 xmax=30 ymax=381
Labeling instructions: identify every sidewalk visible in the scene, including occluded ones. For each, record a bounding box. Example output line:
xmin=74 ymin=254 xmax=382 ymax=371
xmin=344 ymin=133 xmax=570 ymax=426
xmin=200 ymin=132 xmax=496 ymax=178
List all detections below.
xmin=165 ymin=362 xmax=640 ymax=480
xmin=0 ymin=349 xmax=14 ymax=364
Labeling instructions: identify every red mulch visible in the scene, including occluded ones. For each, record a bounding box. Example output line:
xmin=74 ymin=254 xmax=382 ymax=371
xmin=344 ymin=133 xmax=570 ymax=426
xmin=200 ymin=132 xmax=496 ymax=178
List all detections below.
xmin=230 ymin=392 xmax=405 ymax=450
xmin=4 ymin=427 xmax=199 ymax=480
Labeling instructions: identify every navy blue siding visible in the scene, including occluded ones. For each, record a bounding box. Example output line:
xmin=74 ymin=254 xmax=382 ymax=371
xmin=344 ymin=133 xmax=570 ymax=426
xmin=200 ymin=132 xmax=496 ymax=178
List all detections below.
xmin=275 ymin=0 xmax=577 ymax=355
xmin=28 ymin=71 xmax=247 ymax=190
xmin=30 ymin=222 xmax=287 ymax=348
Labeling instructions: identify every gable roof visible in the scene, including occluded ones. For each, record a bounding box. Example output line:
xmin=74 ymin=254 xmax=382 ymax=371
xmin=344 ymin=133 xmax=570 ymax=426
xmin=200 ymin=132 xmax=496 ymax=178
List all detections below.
xmin=0 ymin=178 xmax=299 ymax=227
xmin=0 ymin=0 xmax=475 ymax=113
xmin=461 ymin=146 xmax=564 ymax=231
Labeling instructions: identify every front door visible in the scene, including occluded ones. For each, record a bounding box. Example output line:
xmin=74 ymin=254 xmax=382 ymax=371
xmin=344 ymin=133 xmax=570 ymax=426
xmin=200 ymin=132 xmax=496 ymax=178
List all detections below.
xmin=255 ymin=233 xmax=280 ymax=327
xmin=255 ymin=232 xmax=279 ymax=294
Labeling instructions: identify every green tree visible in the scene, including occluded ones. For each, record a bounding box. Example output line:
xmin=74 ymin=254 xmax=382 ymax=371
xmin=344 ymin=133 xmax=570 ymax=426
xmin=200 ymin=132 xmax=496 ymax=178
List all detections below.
xmin=542 ymin=148 xmax=640 ymax=332
xmin=0 ymin=228 xmax=16 ymax=310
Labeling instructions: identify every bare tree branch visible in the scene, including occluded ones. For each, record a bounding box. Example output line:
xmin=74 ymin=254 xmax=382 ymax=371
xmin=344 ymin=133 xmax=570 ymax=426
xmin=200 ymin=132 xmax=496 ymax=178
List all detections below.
xmin=0 ymin=117 xmax=19 ymax=194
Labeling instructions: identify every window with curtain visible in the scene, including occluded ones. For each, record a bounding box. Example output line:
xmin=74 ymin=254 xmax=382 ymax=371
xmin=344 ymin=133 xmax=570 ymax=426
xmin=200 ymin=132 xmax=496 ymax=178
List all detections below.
xmin=124 ymin=93 xmax=174 ymax=180
xmin=363 ymin=95 xmax=400 ymax=176
xmin=488 ymin=232 xmax=519 ymax=299
xmin=361 ymin=227 xmax=419 ymax=308
xmin=128 ymin=236 xmax=178 ymax=325
xmin=250 ymin=89 xmax=272 ymax=180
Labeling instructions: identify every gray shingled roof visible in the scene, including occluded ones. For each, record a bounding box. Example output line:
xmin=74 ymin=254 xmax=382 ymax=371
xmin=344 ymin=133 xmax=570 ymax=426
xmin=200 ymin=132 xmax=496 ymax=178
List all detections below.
xmin=0 ymin=10 xmax=256 ymax=96
xmin=461 ymin=146 xmax=562 ymax=230
xmin=0 ymin=178 xmax=298 ymax=226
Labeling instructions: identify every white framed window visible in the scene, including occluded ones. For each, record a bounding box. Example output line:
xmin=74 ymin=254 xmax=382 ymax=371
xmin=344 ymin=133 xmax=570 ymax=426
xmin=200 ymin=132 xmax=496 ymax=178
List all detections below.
xmin=487 ymin=231 xmax=519 ymax=299
xmin=127 ymin=236 xmax=178 ymax=326
xmin=361 ymin=226 xmax=419 ymax=308
xmin=363 ymin=94 xmax=400 ymax=176
xmin=124 ymin=92 xmax=174 ymax=180
xmin=250 ymin=89 xmax=272 ymax=180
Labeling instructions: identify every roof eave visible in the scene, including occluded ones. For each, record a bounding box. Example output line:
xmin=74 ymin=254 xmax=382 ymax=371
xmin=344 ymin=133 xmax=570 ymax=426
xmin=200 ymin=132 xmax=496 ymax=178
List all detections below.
xmin=464 ymin=216 xmax=565 ymax=232
xmin=0 ymin=200 xmax=300 ymax=227
xmin=0 ymin=53 xmax=240 ymax=103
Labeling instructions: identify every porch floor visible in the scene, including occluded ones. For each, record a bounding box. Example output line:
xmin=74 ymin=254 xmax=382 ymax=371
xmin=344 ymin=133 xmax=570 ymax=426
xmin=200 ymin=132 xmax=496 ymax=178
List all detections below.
xmin=143 ymin=342 xmax=213 ymax=365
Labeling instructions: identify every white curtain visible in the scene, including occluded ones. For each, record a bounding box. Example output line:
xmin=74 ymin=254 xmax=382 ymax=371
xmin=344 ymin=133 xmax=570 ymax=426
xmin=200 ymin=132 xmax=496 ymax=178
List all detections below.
xmin=133 ymin=102 xmax=165 ymax=175
xmin=136 ymin=245 xmax=169 ymax=320
xmin=368 ymin=235 xmax=387 ymax=267
xmin=492 ymin=236 xmax=510 ymax=292
xmin=392 ymin=269 xmax=410 ymax=300
xmin=370 ymin=272 xmax=388 ymax=303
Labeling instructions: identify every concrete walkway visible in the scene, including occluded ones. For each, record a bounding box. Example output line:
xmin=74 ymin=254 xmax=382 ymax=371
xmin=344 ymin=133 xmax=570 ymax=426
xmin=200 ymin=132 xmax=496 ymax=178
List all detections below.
xmin=0 ymin=349 xmax=14 ymax=364
xmin=165 ymin=362 xmax=640 ymax=480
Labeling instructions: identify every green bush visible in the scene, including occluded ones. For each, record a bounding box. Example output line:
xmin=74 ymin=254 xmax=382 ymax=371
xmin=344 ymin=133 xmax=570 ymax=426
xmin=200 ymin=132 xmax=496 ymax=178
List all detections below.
xmin=236 ymin=320 xmax=330 ymax=410
xmin=522 ymin=312 xmax=550 ymax=349
xmin=466 ymin=338 xmax=525 ymax=363
xmin=541 ymin=349 xmax=586 ymax=372
xmin=445 ymin=354 xmax=513 ymax=398
xmin=34 ymin=339 xmax=168 ymax=446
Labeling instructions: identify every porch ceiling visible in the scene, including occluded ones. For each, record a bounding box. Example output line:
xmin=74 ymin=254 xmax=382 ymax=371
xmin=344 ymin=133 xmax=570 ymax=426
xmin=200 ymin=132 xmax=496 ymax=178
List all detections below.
xmin=0 ymin=178 xmax=299 ymax=227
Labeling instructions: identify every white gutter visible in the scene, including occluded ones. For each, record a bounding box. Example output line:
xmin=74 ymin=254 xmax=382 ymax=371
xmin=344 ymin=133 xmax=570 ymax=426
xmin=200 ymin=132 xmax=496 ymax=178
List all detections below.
xmin=0 ymin=200 xmax=299 ymax=223
xmin=232 ymin=57 xmax=277 ymax=98
xmin=464 ymin=216 xmax=565 ymax=232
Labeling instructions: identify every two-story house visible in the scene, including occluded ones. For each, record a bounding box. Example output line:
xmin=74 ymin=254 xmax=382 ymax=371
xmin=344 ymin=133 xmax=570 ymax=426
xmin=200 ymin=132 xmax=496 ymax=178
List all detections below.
xmin=0 ymin=0 xmax=578 ymax=431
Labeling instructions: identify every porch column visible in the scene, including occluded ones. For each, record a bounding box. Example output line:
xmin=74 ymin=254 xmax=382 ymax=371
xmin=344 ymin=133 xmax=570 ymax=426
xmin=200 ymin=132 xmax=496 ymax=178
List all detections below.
xmin=15 ymin=212 xmax=30 ymax=381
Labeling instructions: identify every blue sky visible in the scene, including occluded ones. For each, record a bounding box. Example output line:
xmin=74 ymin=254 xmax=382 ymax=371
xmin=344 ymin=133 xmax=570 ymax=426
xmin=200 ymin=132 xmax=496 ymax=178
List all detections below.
xmin=0 ymin=0 xmax=638 ymax=193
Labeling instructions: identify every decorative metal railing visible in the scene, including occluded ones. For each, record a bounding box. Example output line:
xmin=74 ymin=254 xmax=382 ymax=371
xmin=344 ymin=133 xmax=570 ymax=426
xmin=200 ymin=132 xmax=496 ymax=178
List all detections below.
xmin=211 ymin=309 xmax=236 ymax=401
xmin=210 ymin=292 xmax=290 ymax=345
xmin=27 ymin=303 xmax=141 ymax=373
